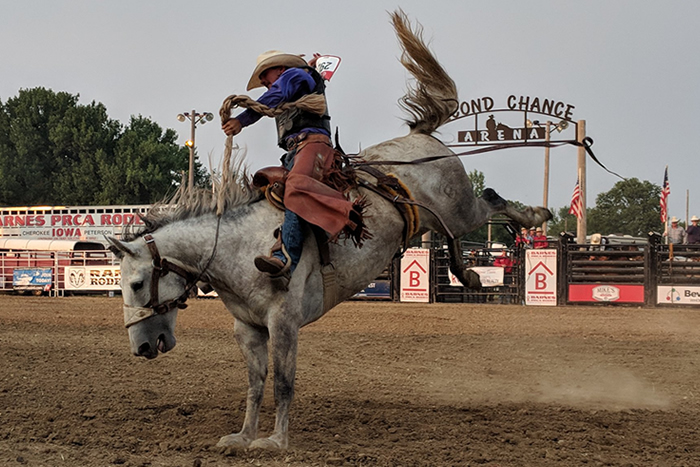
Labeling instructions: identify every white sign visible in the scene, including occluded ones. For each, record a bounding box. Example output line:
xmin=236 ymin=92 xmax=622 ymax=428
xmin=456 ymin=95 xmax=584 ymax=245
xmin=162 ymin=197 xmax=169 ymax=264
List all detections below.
xmin=315 ymin=55 xmax=341 ymax=81
xmin=449 ymin=267 xmax=504 ymax=287
xmin=65 ymin=266 xmax=121 ymax=290
xmin=592 ymin=285 xmax=620 ymax=302
xmin=657 ymin=286 xmax=700 ymax=305
xmin=525 ymin=249 xmax=557 ymax=306
xmin=400 ymin=248 xmax=430 ymax=302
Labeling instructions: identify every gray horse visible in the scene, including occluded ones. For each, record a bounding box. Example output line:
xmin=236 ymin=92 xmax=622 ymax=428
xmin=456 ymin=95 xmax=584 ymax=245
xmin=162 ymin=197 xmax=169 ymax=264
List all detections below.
xmin=107 ymin=11 xmax=550 ymax=450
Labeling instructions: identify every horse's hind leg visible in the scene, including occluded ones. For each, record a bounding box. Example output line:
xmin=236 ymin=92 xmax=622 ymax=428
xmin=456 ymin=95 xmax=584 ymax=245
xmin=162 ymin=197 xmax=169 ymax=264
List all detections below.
xmin=446 ymin=188 xmax=551 ymax=290
xmin=482 ymin=188 xmax=552 ymax=227
xmin=217 ymin=320 xmax=269 ymax=449
xmin=448 ymin=239 xmax=481 ymax=290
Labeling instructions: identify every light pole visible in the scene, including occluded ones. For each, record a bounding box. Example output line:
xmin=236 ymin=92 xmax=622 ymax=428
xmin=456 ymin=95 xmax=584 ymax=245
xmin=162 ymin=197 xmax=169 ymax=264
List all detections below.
xmin=177 ymin=110 xmax=214 ymax=192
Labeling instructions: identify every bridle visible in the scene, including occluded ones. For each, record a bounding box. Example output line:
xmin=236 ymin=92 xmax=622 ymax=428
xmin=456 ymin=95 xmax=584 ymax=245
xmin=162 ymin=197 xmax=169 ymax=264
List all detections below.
xmin=123 ymin=217 xmax=222 ymax=328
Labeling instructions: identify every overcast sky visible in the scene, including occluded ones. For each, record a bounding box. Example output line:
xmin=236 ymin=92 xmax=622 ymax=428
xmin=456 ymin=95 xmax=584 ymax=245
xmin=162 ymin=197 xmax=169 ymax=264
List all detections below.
xmin=2 ymin=1 xmax=699 ymax=222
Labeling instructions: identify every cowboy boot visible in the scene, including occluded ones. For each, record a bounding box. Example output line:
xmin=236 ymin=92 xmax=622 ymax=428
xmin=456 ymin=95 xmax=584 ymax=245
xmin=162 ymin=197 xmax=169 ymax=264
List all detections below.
xmin=254 ymin=228 xmax=292 ymax=277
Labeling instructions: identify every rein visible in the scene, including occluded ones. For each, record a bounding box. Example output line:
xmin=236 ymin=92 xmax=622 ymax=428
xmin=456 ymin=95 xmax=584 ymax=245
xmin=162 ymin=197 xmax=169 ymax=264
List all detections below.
xmin=123 ymin=216 xmax=223 ymax=328
xmin=352 ymin=138 xmax=625 ymax=181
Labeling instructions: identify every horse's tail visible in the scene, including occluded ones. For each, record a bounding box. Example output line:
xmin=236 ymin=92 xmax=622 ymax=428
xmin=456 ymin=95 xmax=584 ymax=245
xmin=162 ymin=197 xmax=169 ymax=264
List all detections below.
xmin=391 ymin=9 xmax=458 ymax=135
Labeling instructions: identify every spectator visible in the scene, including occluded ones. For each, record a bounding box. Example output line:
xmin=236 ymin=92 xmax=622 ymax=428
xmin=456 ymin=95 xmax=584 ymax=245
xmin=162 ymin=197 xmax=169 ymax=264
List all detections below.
xmin=588 ymin=233 xmax=609 ymax=260
xmin=533 ymin=227 xmax=548 ymax=249
xmin=515 ymin=227 xmax=531 ymax=248
xmin=687 ymin=216 xmax=700 ymax=244
xmin=493 ymin=249 xmax=513 ymax=274
xmin=664 ymin=217 xmax=687 ymax=245
xmin=493 ymin=250 xmax=514 ymax=304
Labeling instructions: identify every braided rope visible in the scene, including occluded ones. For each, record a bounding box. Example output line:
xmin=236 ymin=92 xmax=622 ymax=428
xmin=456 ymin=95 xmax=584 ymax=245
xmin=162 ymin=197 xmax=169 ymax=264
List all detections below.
xmin=216 ymin=93 xmax=327 ymax=217
xmin=219 ymin=93 xmax=326 ymax=123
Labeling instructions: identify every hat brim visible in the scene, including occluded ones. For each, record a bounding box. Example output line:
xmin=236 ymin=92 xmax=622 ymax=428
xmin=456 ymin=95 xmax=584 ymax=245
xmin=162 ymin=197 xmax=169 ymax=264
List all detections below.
xmin=247 ymin=54 xmax=307 ymax=90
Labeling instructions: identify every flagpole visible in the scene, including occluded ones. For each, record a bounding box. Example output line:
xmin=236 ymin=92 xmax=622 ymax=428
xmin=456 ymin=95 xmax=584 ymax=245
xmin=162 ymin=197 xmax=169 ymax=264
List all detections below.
xmin=576 ymin=120 xmax=587 ymax=244
xmin=686 ymin=189 xmax=689 ymax=228
xmin=662 ymin=165 xmax=669 ymax=241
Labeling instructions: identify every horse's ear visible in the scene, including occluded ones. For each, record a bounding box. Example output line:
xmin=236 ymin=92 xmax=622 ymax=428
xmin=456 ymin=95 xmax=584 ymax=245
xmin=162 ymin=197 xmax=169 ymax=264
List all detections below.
xmin=105 ymin=236 xmax=135 ymax=259
xmin=138 ymin=213 xmax=155 ymax=230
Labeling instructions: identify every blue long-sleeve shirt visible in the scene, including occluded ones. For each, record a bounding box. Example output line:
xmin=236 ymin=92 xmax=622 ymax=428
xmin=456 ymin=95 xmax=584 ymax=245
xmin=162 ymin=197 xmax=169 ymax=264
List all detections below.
xmin=236 ymin=68 xmax=330 ymax=142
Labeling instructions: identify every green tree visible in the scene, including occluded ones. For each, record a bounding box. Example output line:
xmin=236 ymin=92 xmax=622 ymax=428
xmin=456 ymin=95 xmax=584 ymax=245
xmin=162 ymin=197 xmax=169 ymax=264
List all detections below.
xmin=0 ymin=87 xmax=205 ymax=206
xmin=467 ymin=169 xmax=484 ymax=197
xmin=547 ymin=205 xmax=579 ymax=237
xmin=98 ymin=116 xmax=190 ymax=204
xmin=586 ymin=178 xmax=661 ymax=236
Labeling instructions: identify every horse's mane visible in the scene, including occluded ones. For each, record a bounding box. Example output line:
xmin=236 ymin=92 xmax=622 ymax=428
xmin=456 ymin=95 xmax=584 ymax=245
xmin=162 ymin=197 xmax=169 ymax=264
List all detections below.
xmin=122 ymin=149 xmax=263 ymax=241
xmin=391 ymin=9 xmax=458 ymax=135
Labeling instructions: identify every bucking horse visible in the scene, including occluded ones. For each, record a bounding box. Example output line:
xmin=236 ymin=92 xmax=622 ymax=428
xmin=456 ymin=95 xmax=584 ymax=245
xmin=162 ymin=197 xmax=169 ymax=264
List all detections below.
xmin=107 ymin=10 xmax=551 ymax=450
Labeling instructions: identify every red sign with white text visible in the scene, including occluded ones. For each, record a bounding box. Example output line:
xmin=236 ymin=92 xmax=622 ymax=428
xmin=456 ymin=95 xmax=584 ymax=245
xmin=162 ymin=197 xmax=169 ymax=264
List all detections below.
xmin=568 ymin=284 xmax=644 ymax=303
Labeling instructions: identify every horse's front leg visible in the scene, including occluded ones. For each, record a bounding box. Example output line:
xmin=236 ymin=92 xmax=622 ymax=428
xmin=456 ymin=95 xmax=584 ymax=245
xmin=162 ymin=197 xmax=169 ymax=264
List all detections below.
xmin=217 ymin=320 xmax=269 ymax=449
xmin=249 ymin=318 xmax=299 ymax=450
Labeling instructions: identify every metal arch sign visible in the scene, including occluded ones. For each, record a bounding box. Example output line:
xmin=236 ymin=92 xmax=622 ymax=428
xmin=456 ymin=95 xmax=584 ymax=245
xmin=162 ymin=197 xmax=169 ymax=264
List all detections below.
xmin=443 ymin=95 xmax=578 ymax=147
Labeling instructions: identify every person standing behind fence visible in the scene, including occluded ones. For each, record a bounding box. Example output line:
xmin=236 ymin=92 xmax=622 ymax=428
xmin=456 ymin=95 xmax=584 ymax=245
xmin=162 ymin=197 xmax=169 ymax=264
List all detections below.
xmin=664 ymin=217 xmax=687 ymax=244
xmin=527 ymin=227 xmax=536 ymax=247
xmin=515 ymin=227 xmax=531 ymax=248
xmin=533 ymin=227 xmax=548 ymax=249
xmin=686 ymin=216 xmax=700 ymax=244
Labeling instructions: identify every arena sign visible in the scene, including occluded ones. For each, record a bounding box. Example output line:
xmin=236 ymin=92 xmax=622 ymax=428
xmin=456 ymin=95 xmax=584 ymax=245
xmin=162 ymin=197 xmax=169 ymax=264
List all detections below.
xmin=0 ymin=205 xmax=149 ymax=241
xmin=444 ymin=94 xmax=577 ymax=146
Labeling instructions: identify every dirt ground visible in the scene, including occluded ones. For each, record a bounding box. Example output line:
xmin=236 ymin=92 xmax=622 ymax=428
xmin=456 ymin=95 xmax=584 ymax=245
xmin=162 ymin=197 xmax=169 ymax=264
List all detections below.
xmin=1 ymin=296 xmax=699 ymax=467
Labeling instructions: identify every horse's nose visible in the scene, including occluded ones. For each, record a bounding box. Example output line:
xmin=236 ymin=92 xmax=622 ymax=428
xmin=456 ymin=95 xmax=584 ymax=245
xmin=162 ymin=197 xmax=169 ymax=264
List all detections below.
xmin=136 ymin=341 xmax=157 ymax=359
xmin=137 ymin=342 xmax=151 ymax=355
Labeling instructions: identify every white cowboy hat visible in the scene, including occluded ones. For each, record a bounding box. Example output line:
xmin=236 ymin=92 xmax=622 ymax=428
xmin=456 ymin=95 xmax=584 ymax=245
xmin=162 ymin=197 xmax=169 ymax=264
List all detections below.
xmin=692 ymin=216 xmax=699 ymax=222
xmin=590 ymin=233 xmax=602 ymax=245
xmin=247 ymin=50 xmax=307 ymax=90
xmin=535 ymin=227 xmax=543 ymax=232
xmin=671 ymin=216 xmax=679 ymax=223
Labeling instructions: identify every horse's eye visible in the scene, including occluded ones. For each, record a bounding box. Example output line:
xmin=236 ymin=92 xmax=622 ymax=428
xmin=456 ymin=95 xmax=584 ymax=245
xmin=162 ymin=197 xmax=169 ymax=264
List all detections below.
xmin=131 ymin=281 xmax=144 ymax=292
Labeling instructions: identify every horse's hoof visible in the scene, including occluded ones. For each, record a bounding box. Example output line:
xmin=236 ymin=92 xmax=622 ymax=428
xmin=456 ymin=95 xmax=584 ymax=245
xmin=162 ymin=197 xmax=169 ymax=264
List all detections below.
xmin=249 ymin=436 xmax=287 ymax=450
xmin=464 ymin=270 xmax=482 ymax=290
xmin=216 ymin=433 xmax=252 ymax=449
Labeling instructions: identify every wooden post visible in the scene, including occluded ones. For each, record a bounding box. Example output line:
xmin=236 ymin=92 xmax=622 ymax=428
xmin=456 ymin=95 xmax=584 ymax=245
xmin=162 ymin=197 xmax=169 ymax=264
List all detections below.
xmin=542 ymin=121 xmax=551 ymax=235
xmin=576 ymin=120 xmax=587 ymax=244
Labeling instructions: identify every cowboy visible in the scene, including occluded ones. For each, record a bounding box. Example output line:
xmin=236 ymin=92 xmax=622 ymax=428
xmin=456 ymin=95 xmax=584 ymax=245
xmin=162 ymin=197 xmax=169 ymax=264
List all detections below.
xmin=222 ymin=50 xmax=364 ymax=280
xmin=687 ymin=215 xmax=700 ymax=244
xmin=664 ymin=216 xmax=687 ymax=245
xmin=532 ymin=226 xmax=548 ymax=249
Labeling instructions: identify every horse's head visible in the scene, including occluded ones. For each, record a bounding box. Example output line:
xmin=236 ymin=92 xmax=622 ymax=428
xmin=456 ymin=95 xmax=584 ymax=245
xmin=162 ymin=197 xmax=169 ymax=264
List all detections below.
xmin=107 ymin=235 xmax=194 ymax=359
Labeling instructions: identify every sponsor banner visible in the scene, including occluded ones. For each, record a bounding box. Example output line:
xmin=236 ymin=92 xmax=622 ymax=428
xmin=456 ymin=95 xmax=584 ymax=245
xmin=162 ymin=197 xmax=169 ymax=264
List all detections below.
xmin=569 ymin=284 xmax=644 ymax=303
xmin=65 ymin=266 xmax=121 ymax=290
xmin=525 ymin=249 xmax=557 ymax=306
xmin=0 ymin=213 xmax=143 ymax=241
xmin=448 ymin=267 xmax=504 ymax=287
xmin=13 ymin=268 xmax=52 ymax=289
xmin=354 ymin=280 xmax=391 ymax=299
xmin=657 ymin=286 xmax=700 ymax=305
xmin=400 ymin=248 xmax=430 ymax=302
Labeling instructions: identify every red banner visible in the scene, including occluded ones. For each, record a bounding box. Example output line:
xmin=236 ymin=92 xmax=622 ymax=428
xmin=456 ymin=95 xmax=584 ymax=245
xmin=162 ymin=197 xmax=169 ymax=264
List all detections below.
xmin=568 ymin=284 xmax=644 ymax=303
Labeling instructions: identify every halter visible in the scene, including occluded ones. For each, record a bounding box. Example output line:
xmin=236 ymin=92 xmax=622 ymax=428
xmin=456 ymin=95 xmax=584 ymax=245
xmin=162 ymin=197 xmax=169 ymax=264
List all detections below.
xmin=123 ymin=217 xmax=222 ymax=328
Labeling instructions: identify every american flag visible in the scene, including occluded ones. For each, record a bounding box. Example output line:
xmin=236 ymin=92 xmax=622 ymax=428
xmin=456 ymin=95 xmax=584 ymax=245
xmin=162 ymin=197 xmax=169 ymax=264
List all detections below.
xmin=660 ymin=166 xmax=670 ymax=223
xmin=569 ymin=177 xmax=583 ymax=219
